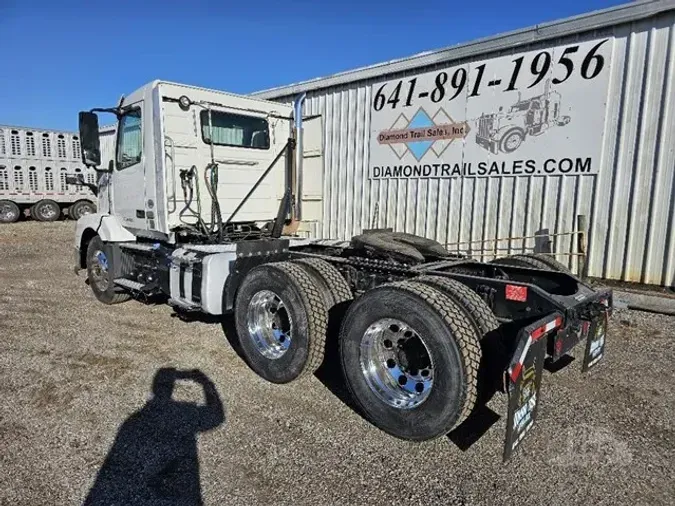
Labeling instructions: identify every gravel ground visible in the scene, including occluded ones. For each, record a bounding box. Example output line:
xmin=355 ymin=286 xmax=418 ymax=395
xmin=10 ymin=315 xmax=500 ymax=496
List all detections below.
xmin=1 ymin=221 xmax=674 ymax=505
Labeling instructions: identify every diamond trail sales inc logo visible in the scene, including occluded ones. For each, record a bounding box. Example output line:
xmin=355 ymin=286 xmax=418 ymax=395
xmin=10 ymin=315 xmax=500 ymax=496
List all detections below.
xmin=377 ymin=107 xmax=470 ymax=161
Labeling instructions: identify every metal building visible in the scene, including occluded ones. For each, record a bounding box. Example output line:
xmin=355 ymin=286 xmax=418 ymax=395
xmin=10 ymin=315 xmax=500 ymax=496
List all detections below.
xmin=254 ymin=0 xmax=675 ymax=287
xmin=0 ymin=125 xmax=97 ymax=222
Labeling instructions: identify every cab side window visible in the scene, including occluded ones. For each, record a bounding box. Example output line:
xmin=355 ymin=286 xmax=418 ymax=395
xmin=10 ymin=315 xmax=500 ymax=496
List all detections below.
xmin=117 ymin=109 xmax=142 ymax=169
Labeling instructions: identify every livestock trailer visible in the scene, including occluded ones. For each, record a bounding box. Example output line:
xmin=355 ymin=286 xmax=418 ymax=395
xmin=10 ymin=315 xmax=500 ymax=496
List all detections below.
xmin=0 ymin=125 xmax=97 ymax=223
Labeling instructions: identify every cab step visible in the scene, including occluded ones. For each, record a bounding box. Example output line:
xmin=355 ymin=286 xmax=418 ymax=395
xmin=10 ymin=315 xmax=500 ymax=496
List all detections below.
xmin=114 ymin=277 xmax=160 ymax=294
xmin=119 ymin=242 xmax=158 ymax=252
xmin=113 ymin=278 xmax=146 ymax=291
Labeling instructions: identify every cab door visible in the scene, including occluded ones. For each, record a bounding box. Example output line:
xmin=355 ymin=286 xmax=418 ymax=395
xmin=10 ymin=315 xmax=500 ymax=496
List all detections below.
xmin=111 ymin=105 xmax=147 ymax=229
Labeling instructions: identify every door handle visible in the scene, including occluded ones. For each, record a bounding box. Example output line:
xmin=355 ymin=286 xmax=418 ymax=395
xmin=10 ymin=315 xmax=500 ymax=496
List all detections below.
xmin=215 ymin=159 xmax=259 ymax=166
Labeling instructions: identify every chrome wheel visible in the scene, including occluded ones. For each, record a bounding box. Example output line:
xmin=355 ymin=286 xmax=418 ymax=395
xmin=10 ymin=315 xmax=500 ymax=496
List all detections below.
xmin=360 ymin=318 xmax=434 ymax=410
xmin=90 ymin=249 xmax=110 ymax=292
xmin=247 ymin=290 xmax=292 ymax=360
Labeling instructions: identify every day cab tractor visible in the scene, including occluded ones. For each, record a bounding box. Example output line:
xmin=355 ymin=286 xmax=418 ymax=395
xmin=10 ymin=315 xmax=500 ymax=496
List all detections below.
xmin=71 ymin=80 xmax=612 ymax=460
xmin=476 ymin=82 xmax=571 ymax=155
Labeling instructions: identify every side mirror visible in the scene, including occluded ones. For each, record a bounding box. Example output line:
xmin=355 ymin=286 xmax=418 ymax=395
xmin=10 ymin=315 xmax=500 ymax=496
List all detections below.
xmin=66 ymin=173 xmax=99 ymax=197
xmin=78 ymin=111 xmax=101 ymax=168
xmin=65 ymin=174 xmax=84 ymax=186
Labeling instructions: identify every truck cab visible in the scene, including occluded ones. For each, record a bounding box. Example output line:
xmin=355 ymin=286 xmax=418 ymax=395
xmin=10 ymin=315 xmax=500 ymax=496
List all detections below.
xmin=475 ymin=83 xmax=571 ymax=155
xmin=75 ymin=80 xmax=322 ymax=244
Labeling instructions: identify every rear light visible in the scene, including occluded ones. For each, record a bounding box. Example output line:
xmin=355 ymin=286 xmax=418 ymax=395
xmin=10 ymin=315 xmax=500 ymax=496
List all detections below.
xmin=505 ymin=284 xmax=528 ymax=302
xmin=530 ymin=316 xmax=563 ymax=340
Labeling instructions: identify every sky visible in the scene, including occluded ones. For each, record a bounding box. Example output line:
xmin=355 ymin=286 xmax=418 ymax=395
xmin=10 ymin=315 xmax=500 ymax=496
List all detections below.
xmin=0 ymin=0 xmax=627 ymax=132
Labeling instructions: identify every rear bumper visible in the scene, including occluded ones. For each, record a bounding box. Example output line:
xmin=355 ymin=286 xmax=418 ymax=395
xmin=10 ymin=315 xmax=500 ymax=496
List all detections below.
xmin=550 ymin=288 xmax=612 ymax=361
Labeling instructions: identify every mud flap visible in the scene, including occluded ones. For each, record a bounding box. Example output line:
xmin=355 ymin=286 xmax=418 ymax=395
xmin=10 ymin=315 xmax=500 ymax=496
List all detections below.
xmin=503 ymin=311 xmax=563 ymax=461
xmin=581 ymin=311 xmax=608 ymax=372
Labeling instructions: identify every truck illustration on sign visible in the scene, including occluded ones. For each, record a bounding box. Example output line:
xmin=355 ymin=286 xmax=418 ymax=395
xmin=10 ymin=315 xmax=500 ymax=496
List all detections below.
xmin=475 ymin=82 xmax=571 ymax=155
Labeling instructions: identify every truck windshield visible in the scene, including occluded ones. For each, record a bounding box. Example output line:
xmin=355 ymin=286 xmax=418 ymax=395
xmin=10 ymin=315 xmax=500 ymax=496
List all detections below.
xmin=200 ymin=110 xmax=269 ymax=150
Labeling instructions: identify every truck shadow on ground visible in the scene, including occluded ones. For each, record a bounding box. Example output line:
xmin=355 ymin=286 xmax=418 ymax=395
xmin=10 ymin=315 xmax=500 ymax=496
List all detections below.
xmin=83 ymin=367 xmax=225 ymax=506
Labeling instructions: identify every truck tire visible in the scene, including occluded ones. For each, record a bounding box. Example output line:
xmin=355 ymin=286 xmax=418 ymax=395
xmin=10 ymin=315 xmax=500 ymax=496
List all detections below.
xmin=416 ymin=275 xmax=506 ymax=402
xmin=491 ymin=253 xmax=572 ymax=274
xmin=234 ymin=261 xmax=328 ymax=384
xmin=500 ymin=128 xmax=525 ymax=153
xmin=69 ymin=200 xmax=97 ymax=220
xmin=86 ymin=236 xmax=130 ymax=305
xmin=339 ymin=281 xmax=481 ymax=441
xmin=0 ymin=200 xmax=20 ymax=223
xmin=293 ymin=258 xmax=352 ymax=308
xmin=416 ymin=276 xmax=498 ymax=339
xmin=519 ymin=253 xmax=572 ymax=274
xmin=33 ymin=199 xmax=61 ymax=222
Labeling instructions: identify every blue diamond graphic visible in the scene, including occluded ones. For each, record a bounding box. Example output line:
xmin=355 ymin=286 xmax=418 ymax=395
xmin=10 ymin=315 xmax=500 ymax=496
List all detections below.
xmin=407 ymin=109 xmax=434 ymax=161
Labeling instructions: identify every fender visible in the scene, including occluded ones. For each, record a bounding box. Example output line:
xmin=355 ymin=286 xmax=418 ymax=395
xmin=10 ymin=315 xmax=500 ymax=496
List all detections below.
xmin=74 ymin=213 xmax=136 ymax=272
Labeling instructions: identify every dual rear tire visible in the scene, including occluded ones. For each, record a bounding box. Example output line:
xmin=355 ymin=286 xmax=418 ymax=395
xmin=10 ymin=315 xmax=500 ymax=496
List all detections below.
xmin=32 ymin=200 xmax=61 ymax=222
xmin=234 ymin=260 xmax=490 ymax=441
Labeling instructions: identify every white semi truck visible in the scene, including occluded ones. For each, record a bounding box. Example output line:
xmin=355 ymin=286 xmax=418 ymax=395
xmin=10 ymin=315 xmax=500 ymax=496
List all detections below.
xmin=0 ymin=125 xmax=97 ymax=223
xmin=71 ymin=80 xmax=612 ymax=460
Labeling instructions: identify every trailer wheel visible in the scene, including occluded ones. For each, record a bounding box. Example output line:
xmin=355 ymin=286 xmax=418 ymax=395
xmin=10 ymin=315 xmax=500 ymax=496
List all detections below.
xmin=339 ymin=281 xmax=481 ymax=440
xmin=234 ymin=262 xmax=328 ymax=383
xmin=0 ymin=200 xmax=20 ymax=223
xmin=86 ymin=236 xmax=130 ymax=305
xmin=70 ymin=200 xmax=96 ymax=220
xmin=491 ymin=253 xmax=572 ymax=274
xmin=293 ymin=258 xmax=352 ymax=308
xmin=33 ymin=199 xmax=61 ymax=222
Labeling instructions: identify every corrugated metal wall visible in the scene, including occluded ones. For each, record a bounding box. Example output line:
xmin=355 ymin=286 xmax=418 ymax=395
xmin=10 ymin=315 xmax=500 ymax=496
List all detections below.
xmin=270 ymin=11 xmax=675 ymax=286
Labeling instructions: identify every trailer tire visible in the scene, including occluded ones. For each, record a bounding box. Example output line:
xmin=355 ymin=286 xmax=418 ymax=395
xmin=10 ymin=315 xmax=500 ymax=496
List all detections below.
xmin=0 ymin=200 xmax=20 ymax=223
xmin=339 ymin=281 xmax=481 ymax=440
xmin=234 ymin=261 xmax=328 ymax=384
xmin=70 ymin=200 xmax=97 ymax=220
xmin=33 ymin=199 xmax=61 ymax=222
xmin=491 ymin=253 xmax=572 ymax=274
xmin=416 ymin=276 xmax=498 ymax=339
xmin=293 ymin=258 xmax=352 ymax=308
xmin=86 ymin=236 xmax=130 ymax=304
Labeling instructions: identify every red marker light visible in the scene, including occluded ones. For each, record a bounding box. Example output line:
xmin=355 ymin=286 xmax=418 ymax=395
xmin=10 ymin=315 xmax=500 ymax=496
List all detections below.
xmin=505 ymin=284 xmax=528 ymax=302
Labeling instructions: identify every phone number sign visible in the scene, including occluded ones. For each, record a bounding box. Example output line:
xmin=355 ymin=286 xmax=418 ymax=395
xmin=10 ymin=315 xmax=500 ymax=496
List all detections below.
xmin=369 ymin=38 xmax=613 ymax=179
